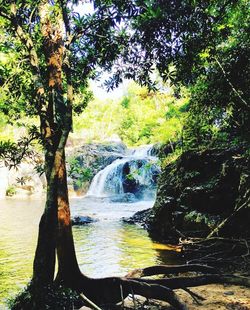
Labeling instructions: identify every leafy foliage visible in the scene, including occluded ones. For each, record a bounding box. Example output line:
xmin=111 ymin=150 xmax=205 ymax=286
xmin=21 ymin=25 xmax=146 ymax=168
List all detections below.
xmin=73 ymin=81 xmax=188 ymax=146
xmin=68 ymin=157 xmax=93 ymax=190
xmin=181 ymin=0 xmax=250 ymax=149
xmin=0 ymin=0 xmax=248 ymax=159
xmin=8 ymin=282 xmax=82 ymax=310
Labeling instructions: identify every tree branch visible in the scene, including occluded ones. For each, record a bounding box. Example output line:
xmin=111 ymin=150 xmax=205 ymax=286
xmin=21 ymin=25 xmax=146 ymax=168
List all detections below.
xmin=214 ymin=56 xmax=249 ymax=111
xmin=125 ymin=264 xmax=218 ymax=278
xmin=0 ymin=7 xmax=11 ymax=20
xmin=8 ymin=2 xmax=46 ymax=116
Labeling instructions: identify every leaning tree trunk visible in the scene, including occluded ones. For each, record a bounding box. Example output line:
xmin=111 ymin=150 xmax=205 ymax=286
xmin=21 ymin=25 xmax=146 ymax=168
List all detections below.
xmin=55 ymin=146 xmax=83 ymax=286
xmin=32 ymin=129 xmax=84 ymax=287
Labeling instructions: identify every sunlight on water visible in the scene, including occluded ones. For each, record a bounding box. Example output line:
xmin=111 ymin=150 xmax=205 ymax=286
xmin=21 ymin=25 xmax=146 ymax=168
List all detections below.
xmin=0 ymin=197 xmax=181 ymax=308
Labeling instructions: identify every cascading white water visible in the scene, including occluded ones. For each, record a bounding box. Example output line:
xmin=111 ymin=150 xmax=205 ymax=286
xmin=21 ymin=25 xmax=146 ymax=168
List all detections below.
xmin=86 ymin=145 xmax=159 ymax=198
xmin=87 ymin=158 xmax=129 ymax=196
xmin=130 ymin=144 xmax=153 ymax=157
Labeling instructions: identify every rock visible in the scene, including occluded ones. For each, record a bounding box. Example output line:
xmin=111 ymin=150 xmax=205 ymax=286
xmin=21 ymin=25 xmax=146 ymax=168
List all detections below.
xmin=224 ymin=291 xmax=235 ymax=296
xmin=121 ymin=159 xmax=160 ymax=199
xmin=109 ymin=193 xmax=137 ymax=203
xmin=71 ymin=215 xmax=98 ymax=225
xmin=122 ymin=208 xmax=152 ymax=227
xmin=147 ymin=146 xmax=250 ymax=241
xmin=1 ymin=160 xmax=46 ymax=198
xmin=66 ymin=142 xmax=127 ymax=195
xmin=0 ymin=165 xmax=8 ymax=198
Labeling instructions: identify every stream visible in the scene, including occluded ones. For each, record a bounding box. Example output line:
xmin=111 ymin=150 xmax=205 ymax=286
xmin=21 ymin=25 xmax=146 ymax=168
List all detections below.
xmin=0 ymin=145 xmax=181 ymax=308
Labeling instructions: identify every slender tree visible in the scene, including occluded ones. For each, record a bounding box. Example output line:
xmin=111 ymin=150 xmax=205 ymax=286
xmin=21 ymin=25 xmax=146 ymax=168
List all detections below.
xmin=0 ymin=0 xmax=129 ymax=287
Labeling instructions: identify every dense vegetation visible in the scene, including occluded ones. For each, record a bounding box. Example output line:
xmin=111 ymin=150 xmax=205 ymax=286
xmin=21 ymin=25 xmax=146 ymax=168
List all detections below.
xmin=72 ymin=81 xmax=188 ymax=146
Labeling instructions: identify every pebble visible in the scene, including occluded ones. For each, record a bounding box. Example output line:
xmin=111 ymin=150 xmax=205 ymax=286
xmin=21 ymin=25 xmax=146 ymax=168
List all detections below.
xmin=224 ymin=291 xmax=234 ymax=295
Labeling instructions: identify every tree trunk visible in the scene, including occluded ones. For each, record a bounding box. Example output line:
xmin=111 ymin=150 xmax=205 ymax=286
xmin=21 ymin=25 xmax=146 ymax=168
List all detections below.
xmin=55 ymin=147 xmax=83 ymax=286
xmin=33 ymin=133 xmax=84 ymax=286
xmin=32 ymin=197 xmax=57 ymax=284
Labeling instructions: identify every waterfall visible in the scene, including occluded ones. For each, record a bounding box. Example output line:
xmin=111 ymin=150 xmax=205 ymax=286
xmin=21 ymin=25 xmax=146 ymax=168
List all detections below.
xmin=87 ymin=158 xmax=129 ymax=197
xmin=86 ymin=145 xmax=160 ymax=199
xmin=130 ymin=144 xmax=154 ymax=157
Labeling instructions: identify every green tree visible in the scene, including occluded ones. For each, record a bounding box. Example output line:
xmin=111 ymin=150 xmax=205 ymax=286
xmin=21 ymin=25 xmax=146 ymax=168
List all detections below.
xmin=0 ymin=2 xmax=190 ymax=309
xmin=0 ymin=0 xmax=129 ymax=292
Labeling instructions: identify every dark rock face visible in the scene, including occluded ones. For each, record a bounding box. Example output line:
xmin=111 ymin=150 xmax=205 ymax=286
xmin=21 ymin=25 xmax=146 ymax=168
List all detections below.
xmin=122 ymin=161 xmax=139 ymax=194
xmin=67 ymin=142 xmax=127 ymax=195
xmin=147 ymin=147 xmax=250 ymax=241
xmin=122 ymin=208 xmax=152 ymax=228
xmin=121 ymin=159 xmax=160 ymax=199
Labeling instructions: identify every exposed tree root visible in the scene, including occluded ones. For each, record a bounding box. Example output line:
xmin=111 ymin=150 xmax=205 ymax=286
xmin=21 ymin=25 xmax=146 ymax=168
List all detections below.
xmin=180 ymin=237 xmax=250 ymax=271
xmin=75 ymin=276 xmax=188 ymax=309
xmin=127 ymin=274 xmax=250 ymax=289
xmin=65 ymin=263 xmax=250 ymax=310
xmin=125 ymin=264 xmax=218 ymax=278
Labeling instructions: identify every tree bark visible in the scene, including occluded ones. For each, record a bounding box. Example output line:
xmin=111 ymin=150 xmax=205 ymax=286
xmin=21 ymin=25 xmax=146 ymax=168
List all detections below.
xmin=55 ymin=147 xmax=83 ymax=285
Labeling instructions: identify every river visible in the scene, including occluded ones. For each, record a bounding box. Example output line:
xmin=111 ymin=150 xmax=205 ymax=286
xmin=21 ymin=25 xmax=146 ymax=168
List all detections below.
xmin=0 ymin=196 xmax=181 ymax=308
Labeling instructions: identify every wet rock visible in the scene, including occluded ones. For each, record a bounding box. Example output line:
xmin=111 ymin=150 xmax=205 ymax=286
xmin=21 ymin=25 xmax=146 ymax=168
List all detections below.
xmin=71 ymin=215 xmax=98 ymax=225
xmin=121 ymin=159 xmax=160 ymax=199
xmin=67 ymin=142 xmax=127 ymax=195
xmin=147 ymin=146 xmax=250 ymax=241
xmin=109 ymin=193 xmax=137 ymax=203
xmin=122 ymin=208 xmax=152 ymax=228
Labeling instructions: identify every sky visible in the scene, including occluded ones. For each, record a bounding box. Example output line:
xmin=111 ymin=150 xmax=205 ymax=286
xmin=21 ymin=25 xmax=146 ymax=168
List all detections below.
xmin=89 ymin=78 xmax=129 ymax=100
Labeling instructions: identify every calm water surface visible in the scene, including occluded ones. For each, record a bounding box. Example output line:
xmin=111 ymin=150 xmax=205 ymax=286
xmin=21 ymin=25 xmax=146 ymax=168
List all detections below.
xmin=0 ymin=197 xmax=181 ymax=308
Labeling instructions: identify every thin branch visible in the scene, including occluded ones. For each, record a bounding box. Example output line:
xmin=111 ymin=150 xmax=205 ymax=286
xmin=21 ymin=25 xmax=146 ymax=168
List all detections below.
xmin=28 ymin=5 xmax=38 ymax=31
xmin=182 ymin=287 xmax=205 ymax=304
xmin=214 ymin=56 xmax=249 ymax=110
xmin=0 ymin=8 xmax=11 ymax=21
xmin=207 ymin=191 xmax=250 ymax=238
xmin=60 ymin=0 xmax=71 ymax=39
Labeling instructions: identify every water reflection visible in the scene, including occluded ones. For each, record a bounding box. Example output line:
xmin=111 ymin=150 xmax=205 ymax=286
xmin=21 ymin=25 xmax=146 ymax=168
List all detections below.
xmin=0 ymin=197 xmax=180 ymax=308
xmin=0 ymin=198 xmax=44 ymax=307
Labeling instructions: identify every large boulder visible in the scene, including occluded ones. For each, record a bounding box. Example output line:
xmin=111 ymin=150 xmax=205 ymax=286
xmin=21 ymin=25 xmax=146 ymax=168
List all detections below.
xmin=66 ymin=142 xmax=127 ymax=195
xmin=147 ymin=147 xmax=250 ymax=241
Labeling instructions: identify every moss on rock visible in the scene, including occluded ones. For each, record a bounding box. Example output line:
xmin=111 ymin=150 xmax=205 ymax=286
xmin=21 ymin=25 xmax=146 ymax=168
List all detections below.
xmin=147 ymin=146 xmax=250 ymax=241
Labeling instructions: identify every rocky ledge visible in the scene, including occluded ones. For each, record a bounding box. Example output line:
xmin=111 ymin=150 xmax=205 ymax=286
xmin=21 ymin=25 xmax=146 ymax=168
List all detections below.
xmin=67 ymin=142 xmax=127 ymax=195
xmin=127 ymin=146 xmax=250 ymax=242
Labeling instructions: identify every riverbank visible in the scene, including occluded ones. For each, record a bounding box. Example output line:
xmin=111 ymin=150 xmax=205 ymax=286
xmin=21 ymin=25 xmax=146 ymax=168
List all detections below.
xmin=0 ymin=197 xmax=174 ymax=308
xmin=122 ymin=145 xmax=250 ymax=309
xmin=119 ymin=283 xmax=250 ymax=310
